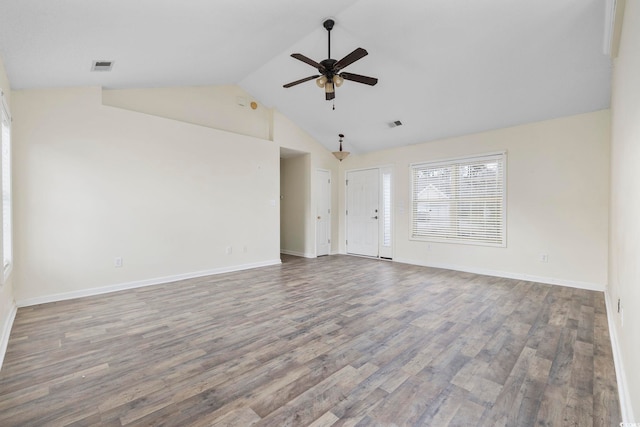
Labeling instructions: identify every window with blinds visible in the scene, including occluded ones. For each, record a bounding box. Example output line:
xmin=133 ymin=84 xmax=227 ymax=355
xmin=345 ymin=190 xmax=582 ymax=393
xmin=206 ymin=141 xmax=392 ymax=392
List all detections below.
xmin=1 ymin=92 xmax=12 ymax=283
xmin=411 ymin=152 xmax=506 ymax=246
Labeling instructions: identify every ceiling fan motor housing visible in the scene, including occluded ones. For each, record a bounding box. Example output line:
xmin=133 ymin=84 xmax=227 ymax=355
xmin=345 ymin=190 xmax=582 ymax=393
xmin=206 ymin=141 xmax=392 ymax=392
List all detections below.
xmin=323 ymin=19 xmax=335 ymax=31
xmin=320 ymin=59 xmax=337 ymax=76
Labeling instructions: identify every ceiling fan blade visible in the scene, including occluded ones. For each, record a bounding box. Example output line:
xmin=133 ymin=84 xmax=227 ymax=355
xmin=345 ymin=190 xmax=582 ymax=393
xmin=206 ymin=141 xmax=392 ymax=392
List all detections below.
xmin=283 ymin=75 xmax=320 ymax=88
xmin=326 ymin=91 xmax=335 ymax=101
xmin=291 ymin=53 xmax=324 ymax=71
xmin=334 ymin=48 xmax=368 ymax=71
xmin=340 ymin=72 xmax=378 ymax=86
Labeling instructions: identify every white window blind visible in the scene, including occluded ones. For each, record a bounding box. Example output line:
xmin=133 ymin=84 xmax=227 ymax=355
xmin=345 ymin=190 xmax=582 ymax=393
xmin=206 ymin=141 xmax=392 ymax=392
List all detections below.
xmin=411 ymin=152 xmax=506 ymax=246
xmin=1 ymin=91 xmax=12 ymax=282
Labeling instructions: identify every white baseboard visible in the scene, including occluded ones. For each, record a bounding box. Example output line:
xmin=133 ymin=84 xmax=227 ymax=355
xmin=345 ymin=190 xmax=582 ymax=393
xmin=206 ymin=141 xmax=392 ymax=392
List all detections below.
xmin=0 ymin=302 xmax=17 ymax=371
xmin=16 ymin=259 xmax=282 ymax=308
xmin=604 ymin=290 xmax=635 ymax=423
xmin=280 ymin=250 xmax=315 ymax=258
xmin=392 ymin=257 xmax=605 ymax=292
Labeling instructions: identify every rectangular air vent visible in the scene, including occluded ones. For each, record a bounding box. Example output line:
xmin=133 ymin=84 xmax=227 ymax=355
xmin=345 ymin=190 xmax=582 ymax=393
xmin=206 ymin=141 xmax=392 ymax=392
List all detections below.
xmin=91 ymin=60 xmax=114 ymax=72
xmin=389 ymin=120 xmax=403 ymax=128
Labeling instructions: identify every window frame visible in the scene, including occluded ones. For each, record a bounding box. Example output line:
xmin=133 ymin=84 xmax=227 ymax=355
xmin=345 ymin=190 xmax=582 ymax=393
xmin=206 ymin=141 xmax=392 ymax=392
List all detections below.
xmin=410 ymin=151 xmax=507 ymax=247
xmin=1 ymin=90 xmax=12 ymax=284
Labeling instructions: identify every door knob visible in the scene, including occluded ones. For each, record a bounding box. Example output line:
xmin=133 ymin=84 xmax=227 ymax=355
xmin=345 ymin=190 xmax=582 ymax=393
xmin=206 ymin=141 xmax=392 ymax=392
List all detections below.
xmin=317 ymin=216 xmax=321 ymax=220
xmin=372 ymin=216 xmax=378 ymax=219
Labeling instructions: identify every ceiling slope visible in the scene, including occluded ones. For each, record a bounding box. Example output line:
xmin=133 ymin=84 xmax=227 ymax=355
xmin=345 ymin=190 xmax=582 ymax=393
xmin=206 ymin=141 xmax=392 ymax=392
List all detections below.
xmin=0 ymin=0 xmax=611 ymax=153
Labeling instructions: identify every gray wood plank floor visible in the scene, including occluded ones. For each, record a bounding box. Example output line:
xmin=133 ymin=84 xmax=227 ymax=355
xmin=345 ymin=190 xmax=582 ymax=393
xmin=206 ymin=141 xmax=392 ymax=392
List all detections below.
xmin=0 ymin=255 xmax=621 ymax=426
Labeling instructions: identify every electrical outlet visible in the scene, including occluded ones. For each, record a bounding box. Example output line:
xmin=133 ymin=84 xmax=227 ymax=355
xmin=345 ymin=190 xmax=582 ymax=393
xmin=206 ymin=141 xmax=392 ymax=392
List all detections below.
xmin=114 ymin=257 xmax=123 ymax=268
xmin=539 ymin=253 xmax=548 ymax=263
xmin=243 ymin=245 xmax=248 ymax=253
xmin=226 ymin=246 xmax=232 ymax=255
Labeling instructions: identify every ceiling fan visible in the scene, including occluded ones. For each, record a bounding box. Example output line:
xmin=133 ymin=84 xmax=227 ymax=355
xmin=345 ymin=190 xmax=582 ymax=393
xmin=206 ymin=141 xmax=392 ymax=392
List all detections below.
xmin=283 ymin=19 xmax=378 ymax=101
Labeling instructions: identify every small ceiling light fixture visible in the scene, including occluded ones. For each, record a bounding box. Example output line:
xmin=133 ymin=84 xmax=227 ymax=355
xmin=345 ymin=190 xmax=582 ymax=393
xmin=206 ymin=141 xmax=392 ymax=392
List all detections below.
xmin=332 ymin=133 xmax=350 ymax=161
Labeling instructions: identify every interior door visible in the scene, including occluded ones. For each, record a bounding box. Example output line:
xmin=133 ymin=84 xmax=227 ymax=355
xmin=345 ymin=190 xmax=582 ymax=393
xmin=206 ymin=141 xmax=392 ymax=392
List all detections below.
xmin=316 ymin=169 xmax=331 ymax=256
xmin=346 ymin=169 xmax=379 ymax=257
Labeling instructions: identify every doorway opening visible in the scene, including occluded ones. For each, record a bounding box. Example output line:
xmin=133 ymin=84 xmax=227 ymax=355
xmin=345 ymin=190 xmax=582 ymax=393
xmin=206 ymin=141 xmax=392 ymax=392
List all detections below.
xmin=280 ymin=148 xmax=310 ymax=258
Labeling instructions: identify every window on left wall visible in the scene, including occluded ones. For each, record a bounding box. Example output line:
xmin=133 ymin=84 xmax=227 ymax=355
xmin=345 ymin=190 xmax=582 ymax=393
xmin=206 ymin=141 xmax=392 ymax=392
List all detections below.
xmin=1 ymin=91 xmax=12 ymax=284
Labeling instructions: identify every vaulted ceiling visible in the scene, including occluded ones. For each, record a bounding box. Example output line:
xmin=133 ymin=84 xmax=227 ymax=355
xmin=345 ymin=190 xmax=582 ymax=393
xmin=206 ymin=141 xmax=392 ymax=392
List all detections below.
xmin=0 ymin=0 xmax=612 ymax=154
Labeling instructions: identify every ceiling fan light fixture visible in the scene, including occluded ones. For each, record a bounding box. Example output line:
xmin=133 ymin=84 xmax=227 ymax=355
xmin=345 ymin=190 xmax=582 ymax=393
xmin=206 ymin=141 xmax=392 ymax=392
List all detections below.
xmin=333 ymin=75 xmax=344 ymax=87
xmin=325 ymin=81 xmax=335 ymax=94
xmin=316 ymin=75 xmax=328 ymax=88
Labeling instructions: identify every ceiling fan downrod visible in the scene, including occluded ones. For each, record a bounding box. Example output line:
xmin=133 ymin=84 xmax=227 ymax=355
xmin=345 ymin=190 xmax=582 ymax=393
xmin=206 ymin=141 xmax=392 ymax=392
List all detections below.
xmin=324 ymin=19 xmax=334 ymax=59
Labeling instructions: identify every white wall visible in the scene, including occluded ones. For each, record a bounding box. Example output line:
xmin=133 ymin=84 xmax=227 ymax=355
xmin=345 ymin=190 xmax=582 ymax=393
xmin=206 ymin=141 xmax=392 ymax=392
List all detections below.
xmin=12 ymin=86 xmax=281 ymax=304
xmin=0 ymin=55 xmax=16 ymax=369
xmin=280 ymin=155 xmax=310 ymax=257
xmin=609 ymin=0 xmax=640 ymax=420
xmin=340 ymin=110 xmax=610 ymax=290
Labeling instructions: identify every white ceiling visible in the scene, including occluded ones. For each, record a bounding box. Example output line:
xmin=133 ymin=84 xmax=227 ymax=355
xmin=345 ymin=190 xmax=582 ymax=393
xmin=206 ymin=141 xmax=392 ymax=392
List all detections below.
xmin=0 ymin=0 xmax=612 ymax=154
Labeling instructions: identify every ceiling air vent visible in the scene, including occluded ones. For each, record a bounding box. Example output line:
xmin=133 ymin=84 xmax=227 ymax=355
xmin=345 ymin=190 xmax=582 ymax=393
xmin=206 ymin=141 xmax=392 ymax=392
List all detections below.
xmin=389 ymin=120 xmax=403 ymax=128
xmin=91 ymin=60 xmax=114 ymax=72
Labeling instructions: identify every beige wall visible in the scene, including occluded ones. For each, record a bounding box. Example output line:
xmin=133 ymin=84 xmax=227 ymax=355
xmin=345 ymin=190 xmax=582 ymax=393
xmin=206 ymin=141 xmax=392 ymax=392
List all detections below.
xmin=0 ymin=55 xmax=16 ymax=369
xmin=105 ymin=88 xmax=342 ymax=257
xmin=609 ymin=0 xmax=640 ymax=420
xmin=12 ymin=86 xmax=281 ymax=304
xmin=103 ymin=85 xmax=271 ymax=141
xmin=280 ymin=155 xmax=310 ymax=256
xmin=340 ymin=110 xmax=610 ymax=290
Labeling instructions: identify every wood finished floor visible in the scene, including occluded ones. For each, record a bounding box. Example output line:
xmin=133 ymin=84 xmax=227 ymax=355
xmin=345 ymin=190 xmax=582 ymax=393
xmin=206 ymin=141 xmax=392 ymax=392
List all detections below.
xmin=0 ymin=255 xmax=621 ymax=426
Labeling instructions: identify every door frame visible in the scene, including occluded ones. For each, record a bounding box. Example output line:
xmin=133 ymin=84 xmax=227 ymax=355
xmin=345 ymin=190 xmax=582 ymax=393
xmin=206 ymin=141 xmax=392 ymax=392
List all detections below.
xmin=315 ymin=168 xmax=332 ymax=257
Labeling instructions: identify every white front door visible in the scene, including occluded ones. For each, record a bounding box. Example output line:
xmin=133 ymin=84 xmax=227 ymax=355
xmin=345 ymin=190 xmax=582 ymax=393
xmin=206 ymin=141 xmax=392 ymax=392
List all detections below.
xmin=316 ymin=169 xmax=331 ymax=256
xmin=346 ymin=169 xmax=379 ymax=257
